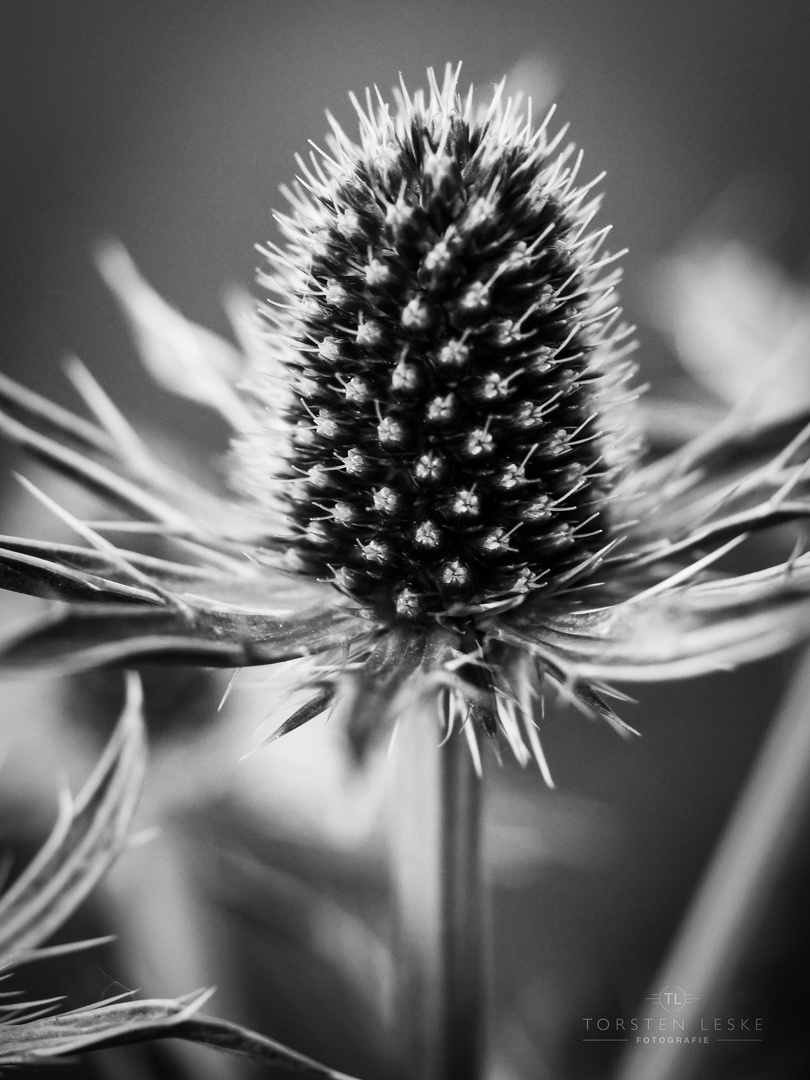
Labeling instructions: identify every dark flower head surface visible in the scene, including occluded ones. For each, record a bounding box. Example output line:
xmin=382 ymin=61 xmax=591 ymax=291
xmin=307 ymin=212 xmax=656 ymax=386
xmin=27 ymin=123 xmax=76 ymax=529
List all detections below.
xmin=2 ymin=65 xmax=810 ymax=773
xmin=243 ymin=65 xmax=638 ymax=631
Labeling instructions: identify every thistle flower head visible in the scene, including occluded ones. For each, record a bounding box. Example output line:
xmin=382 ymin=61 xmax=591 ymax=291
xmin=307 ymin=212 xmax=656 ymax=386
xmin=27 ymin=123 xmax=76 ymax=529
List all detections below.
xmin=243 ymin=65 xmax=638 ymax=628
xmin=2 ymin=66 xmax=810 ymax=773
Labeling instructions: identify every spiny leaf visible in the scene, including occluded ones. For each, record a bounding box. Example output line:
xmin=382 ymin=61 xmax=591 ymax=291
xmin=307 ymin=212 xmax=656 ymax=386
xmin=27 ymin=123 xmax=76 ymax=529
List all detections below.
xmin=0 ymin=533 xmax=346 ymax=608
xmin=0 ymin=602 xmax=369 ymax=675
xmin=0 ymin=988 xmax=362 ymax=1077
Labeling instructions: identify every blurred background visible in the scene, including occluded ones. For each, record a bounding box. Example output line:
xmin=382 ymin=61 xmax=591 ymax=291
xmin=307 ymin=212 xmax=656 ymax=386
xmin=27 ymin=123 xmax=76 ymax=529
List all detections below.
xmin=2 ymin=2 xmax=810 ymax=1078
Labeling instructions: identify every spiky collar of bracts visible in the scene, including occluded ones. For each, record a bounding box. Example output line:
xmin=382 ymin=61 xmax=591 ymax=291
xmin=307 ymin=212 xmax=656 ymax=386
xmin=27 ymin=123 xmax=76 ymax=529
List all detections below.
xmin=1 ymin=66 xmax=810 ymax=774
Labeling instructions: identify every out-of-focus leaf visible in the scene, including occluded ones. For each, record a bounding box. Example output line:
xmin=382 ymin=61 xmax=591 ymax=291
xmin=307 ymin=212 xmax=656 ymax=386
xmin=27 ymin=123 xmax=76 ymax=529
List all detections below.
xmin=95 ymin=240 xmax=256 ymax=432
xmin=656 ymin=239 xmax=810 ymax=423
xmin=195 ymin=838 xmax=392 ymax=1027
xmin=0 ymin=674 xmax=146 ymax=970
xmin=635 ymin=394 xmax=725 ymax=450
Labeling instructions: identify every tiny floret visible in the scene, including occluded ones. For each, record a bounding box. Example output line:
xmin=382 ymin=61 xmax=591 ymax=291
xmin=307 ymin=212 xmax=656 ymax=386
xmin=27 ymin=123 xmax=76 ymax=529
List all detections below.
xmin=413 ymin=450 xmax=448 ymax=485
xmin=317 ymin=337 xmax=342 ymax=362
xmin=373 ymin=486 xmax=401 ymax=514
xmin=365 ymin=259 xmax=392 ymax=287
xmin=463 ymin=428 xmax=494 ymax=457
xmin=356 ymin=320 xmax=385 ymax=347
xmin=414 ymin=521 xmax=443 ymax=548
xmin=435 ymin=340 xmax=470 ymax=370
xmin=345 ymin=375 xmax=373 ymax=403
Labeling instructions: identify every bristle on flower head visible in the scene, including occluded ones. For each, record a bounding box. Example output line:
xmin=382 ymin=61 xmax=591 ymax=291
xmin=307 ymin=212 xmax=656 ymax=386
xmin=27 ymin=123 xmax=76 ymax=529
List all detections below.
xmin=243 ymin=64 xmax=640 ymax=627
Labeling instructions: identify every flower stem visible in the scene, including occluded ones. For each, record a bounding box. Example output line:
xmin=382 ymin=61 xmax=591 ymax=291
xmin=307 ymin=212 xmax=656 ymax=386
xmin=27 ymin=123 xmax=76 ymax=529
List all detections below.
xmin=390 ymin=701 xmax=487 ymax=1080
xmin=614 ymin=647 xmax=810 ymax=1080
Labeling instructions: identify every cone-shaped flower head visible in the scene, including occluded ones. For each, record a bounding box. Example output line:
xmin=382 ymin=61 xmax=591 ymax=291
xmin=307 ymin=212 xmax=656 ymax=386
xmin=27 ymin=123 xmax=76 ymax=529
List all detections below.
xmin=244 ymin=65 xmax=638 ymax=628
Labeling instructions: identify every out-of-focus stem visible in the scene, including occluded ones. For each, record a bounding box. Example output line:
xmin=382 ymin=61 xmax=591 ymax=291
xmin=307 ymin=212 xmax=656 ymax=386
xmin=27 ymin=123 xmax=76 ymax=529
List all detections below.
xmin=390 ymin=702 xmax=486 ymax=1080
xmin=614 ymin=648 xmax=810 ymax=1080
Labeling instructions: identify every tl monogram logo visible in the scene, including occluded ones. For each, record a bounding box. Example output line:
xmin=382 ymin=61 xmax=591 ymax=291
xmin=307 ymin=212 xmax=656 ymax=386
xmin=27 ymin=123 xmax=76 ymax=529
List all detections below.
xmin=646 ymin=986 xmax=700 ymax=1013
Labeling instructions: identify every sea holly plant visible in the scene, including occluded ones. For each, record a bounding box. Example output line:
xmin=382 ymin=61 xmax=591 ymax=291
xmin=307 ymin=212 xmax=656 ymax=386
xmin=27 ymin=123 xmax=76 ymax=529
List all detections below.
xmin=1 ymin=64 xmax=810 ymax=1078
